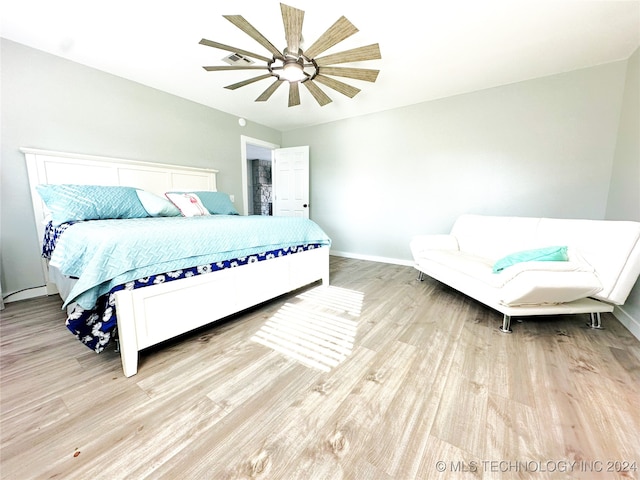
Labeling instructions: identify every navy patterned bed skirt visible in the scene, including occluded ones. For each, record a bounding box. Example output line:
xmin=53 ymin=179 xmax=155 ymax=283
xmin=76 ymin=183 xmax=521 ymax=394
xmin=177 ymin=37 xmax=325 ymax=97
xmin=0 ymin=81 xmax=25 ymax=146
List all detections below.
xmin=43 ymin=222 xmax=324 ymax=352
xmin=64 ymin=244 xmax=324 ymax=353
xmin=42 ymin=221 xmax=74 ymax=259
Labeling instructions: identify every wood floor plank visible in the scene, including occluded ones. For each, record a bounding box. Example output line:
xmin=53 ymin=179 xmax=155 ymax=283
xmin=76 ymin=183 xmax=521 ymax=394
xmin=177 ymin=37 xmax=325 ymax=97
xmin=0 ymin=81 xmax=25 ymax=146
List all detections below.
xmin=416 ymin=435 xmax=484 ymax=480
xmin=276 ymin=340 xmax=420 ymax=478
xmin=1 ymin=257 xmax=639 ymax=479
xmin=365 ymin=332 xmax=458 ymax=478
xmin=210 ymin=344 xmax=379 ymax=479
xmin=525 ymin=319 xmax=614 ymax=465
xmin=72 ymin=393 xmax=226 ymax=479
xmin=484 ymin=392 xmax=551 ymax=466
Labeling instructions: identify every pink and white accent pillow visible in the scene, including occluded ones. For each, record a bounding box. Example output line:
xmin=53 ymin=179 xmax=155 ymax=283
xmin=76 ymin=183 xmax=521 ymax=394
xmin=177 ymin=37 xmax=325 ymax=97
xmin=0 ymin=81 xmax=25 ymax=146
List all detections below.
xmin=165 ymin=192 xmax=211 ymax=217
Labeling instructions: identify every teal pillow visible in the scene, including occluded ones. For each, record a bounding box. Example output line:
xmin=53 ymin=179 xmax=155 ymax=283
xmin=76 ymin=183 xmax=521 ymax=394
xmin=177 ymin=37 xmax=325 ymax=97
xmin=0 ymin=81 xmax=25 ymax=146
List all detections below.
xmin=492 ymin=246 xmax=569 ymax=273
xmin=197 ymin=191 xmax=238 ymax=215
xmin=168 ymin=191 xmax=239 ymax=215
xmin=36 ymin=184 xmax=149 ymax=226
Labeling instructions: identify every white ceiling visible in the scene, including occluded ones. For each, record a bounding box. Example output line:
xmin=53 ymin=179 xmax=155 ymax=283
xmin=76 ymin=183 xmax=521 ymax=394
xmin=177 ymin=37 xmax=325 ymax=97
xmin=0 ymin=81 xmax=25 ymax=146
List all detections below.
xmin=2 ymin=1 xmax=639 ymax=132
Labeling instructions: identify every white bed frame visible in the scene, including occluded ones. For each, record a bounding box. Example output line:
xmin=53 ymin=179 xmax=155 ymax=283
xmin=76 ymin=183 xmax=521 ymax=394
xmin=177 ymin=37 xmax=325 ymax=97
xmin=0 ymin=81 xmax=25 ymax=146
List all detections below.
xmin=23 ymin=148 xmax=330 ymax=377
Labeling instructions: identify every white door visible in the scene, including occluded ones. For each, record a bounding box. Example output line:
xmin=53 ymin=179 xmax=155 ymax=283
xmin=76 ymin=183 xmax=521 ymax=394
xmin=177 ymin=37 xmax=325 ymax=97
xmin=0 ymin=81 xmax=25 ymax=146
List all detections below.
xmin=273 ymin=146 xmax=309 ymax=218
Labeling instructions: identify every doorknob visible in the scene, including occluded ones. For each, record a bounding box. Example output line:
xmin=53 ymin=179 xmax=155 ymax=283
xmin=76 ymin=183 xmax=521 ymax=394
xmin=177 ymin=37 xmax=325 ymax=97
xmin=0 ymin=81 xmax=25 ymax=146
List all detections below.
xmin=303 ymin=204 xmax=308 ymax=208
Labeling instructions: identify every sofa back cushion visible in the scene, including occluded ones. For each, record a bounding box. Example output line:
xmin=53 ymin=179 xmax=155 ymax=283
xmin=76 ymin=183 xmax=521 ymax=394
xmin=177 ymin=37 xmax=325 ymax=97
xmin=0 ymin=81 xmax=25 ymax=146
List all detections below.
xmin=451 ymin=214 xmax=640 ymax=305
xmin=451 ymin=215 xmax=541 ymax=260
xmin=537 ymin=218 xmax=640 ymax=304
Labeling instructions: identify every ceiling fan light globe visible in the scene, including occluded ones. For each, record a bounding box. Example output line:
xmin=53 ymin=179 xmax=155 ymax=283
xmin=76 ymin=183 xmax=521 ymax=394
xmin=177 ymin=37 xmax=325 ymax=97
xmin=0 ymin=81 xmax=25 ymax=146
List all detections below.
xmin=281 ymin=62 xmax=306 ymax=82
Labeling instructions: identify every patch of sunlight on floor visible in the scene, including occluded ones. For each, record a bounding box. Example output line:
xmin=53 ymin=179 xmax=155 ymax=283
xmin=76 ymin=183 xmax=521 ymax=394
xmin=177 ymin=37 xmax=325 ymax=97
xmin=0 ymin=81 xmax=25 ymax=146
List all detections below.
xmin=251 ymin=286 xmax=364 ymax=371
xmin=296 ymin=285 xmax=364 ymax=316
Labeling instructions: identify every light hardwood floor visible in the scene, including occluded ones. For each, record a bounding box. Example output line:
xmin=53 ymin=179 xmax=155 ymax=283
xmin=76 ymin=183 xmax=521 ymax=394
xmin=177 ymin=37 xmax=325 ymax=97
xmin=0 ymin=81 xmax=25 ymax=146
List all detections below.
xmin=1 ymin=257 xmax=639 ymax=479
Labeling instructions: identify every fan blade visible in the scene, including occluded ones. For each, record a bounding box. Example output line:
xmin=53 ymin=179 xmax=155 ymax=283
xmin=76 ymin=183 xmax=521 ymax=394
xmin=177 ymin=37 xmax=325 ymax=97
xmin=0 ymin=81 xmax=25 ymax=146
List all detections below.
xmin=203 ymin=65 xmax=269 ymax=71
xmin=313 ymin=75 xmax=360 ymax=98
xmin=281 ymin=4 xmax=304 ymax=54
xmin=225 ymin=74 xmax=273 ymax=90
xmin=315 ymin=44 xmax=381 ymax=66
xmin=319 ymin=67 xmax=379 ymax=82
xmin=288 ymin=81 xmax=301 ymax=107
xmin=303 ymin=16 xmax=358 ymax=59
xmin=302 ymin=80 xmax=332 ymax=106
xmin=256 ymin=79 xmax=285 ymax=102
xmin=199 ymin=39 xmax=272 ymax=63
xmin=224 ymin=15 xmax=283 ymax=60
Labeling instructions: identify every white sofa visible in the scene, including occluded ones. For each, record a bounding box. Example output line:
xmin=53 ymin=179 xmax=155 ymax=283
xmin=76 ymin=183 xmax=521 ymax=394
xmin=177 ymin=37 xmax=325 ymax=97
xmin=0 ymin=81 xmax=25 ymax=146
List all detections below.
xmin=410 ymin=214 xmax=640 ymax=332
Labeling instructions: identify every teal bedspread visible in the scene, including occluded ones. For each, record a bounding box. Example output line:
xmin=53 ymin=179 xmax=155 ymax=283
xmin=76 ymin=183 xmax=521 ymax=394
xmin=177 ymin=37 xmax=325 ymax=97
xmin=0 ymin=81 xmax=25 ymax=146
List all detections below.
xmin=50 ymin=215 xmax=331 ymax=310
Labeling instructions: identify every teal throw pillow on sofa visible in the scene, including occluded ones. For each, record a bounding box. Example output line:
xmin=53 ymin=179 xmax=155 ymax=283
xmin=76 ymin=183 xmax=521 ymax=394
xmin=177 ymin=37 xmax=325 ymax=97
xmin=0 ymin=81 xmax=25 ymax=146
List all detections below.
xmin=492 ymin=246 xmax=569 ymax=273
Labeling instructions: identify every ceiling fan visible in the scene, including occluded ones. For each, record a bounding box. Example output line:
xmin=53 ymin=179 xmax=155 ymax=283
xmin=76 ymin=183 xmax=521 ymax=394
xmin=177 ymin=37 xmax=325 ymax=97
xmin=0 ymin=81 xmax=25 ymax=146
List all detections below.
xmin=199 ymin=3 xmax=381 ymax=107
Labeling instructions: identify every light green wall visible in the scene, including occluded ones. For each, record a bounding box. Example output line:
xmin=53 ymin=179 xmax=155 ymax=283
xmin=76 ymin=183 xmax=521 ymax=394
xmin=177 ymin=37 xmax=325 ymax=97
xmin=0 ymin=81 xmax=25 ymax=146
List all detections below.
xmin=2 ymin=38 xmax=638 ymax=331
xmin=283 ymin=54 xmax=639 ymax=334
xmin=606 ymin=48 xmax=640 ymax=332
xmin=607 ymin=48 xmax=640 ymax=222
xmin=283 ymin=61 xmax=628 ymax=262
xmin=0 ymin=39 xmax=281 ymax=296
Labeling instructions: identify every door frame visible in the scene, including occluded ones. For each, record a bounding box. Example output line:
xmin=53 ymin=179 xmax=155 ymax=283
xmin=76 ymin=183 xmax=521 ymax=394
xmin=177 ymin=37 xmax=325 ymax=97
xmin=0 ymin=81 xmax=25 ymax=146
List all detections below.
xmin=240 ymin=135 xmax=279 ymax=216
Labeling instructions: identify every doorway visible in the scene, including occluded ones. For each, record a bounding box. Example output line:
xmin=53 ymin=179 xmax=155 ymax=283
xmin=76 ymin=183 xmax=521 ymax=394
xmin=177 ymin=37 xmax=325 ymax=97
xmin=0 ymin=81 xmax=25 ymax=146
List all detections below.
xmin=240 ymin=136 xmax=311 ymax=218
xmin=240 ymin=135 xmax=279 ymax=216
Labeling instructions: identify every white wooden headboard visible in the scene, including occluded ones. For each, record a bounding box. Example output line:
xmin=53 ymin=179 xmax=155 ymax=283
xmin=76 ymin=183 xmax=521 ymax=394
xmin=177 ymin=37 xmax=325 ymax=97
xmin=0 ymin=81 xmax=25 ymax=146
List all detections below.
xmin=22 ymin=148 xmax=219 ymax=293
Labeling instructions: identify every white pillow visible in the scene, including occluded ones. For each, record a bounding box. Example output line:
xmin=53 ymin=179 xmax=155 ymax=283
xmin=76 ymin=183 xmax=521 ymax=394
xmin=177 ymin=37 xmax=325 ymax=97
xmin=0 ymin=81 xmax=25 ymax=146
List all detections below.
xmin=165 ymin=192 xmax=210 ymax=217
xmin=136 ymin=190 xmax=181 ymax=217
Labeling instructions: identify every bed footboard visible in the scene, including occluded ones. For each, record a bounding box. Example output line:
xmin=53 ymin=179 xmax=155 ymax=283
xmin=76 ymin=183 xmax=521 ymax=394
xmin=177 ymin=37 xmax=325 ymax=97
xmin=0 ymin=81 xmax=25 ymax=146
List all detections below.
xmin=114 ymin=246 xmax=330 ymax=377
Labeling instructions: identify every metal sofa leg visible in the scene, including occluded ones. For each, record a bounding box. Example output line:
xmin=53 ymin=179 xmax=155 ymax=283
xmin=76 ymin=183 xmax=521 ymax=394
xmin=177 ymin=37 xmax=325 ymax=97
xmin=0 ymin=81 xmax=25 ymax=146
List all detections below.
xmin=588 ymin=312 xmax=604 ymax=330
xmin=418 ymin=271 xmax=424 ymax=281
xmin=499 ymin=314 xmax=512 ymax=333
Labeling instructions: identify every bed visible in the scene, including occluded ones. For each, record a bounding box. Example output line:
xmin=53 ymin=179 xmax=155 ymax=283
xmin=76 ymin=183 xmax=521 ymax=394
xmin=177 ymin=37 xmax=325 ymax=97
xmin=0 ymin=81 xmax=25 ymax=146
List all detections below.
xmin=23 ymin=148 xmax=331 ymax=377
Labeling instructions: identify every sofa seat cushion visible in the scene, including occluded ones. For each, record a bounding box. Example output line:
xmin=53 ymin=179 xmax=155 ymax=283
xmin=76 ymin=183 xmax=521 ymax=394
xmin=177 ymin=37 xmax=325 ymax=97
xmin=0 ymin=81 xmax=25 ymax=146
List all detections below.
xmin=419 ymin=249 xmax=495 ymax=282
xmin=416 ymin=249 xmax=603 ymax=307
xmin=497 ymin=264 xmax=603 ymax=306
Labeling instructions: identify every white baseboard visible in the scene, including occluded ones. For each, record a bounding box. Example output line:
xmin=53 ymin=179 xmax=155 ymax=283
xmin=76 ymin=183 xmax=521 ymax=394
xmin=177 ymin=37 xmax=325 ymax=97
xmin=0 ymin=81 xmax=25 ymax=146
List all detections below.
xmin=3 ymin=286 xmax=49 ymax=304
xmin=330 ymin=250 xmax=414 ymax=267
xmin=330 ymin=251 xmax=640 ymax=343
xmin=3 ymin=253 xmax=409 ymax=306
xmin=13 ymin=256 xmax=636 ymax=343
xmin=613 ymin=305 xmax=640 ymax=342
